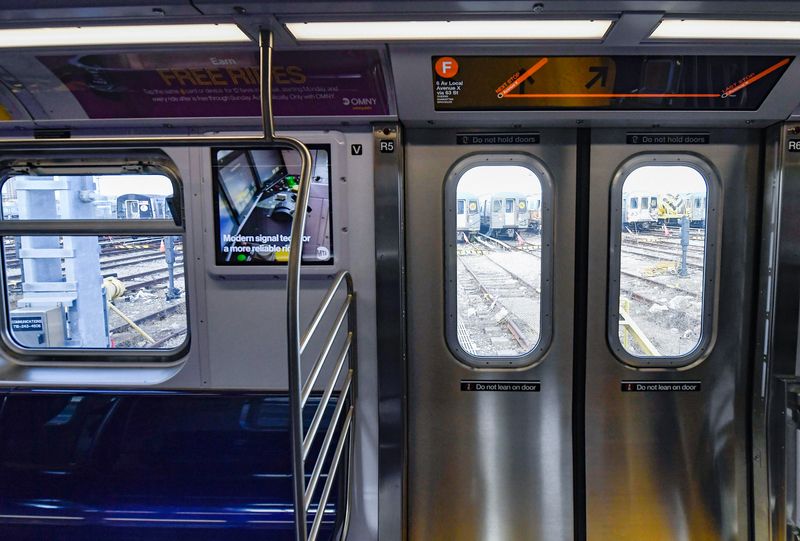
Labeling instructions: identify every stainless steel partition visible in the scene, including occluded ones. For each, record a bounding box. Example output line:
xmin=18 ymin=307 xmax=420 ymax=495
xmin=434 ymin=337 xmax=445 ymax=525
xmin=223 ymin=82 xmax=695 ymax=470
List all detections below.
xmin=373 ymin=123 xmax=407 ymax=541
xmin=753 ymin=123 xmax=800 ymax=541
xmin=404 ymin=128 xmax=576 ymax=540
xmin=585 ymin=129 xmax=760 ymax=540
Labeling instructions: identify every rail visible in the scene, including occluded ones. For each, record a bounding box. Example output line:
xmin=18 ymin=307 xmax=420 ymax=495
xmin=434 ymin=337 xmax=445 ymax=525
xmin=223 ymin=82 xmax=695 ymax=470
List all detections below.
xmin=267 ymin=26 xmax=357 ymax=541
xmin=288 ymin=270 xmax=357 ymax=541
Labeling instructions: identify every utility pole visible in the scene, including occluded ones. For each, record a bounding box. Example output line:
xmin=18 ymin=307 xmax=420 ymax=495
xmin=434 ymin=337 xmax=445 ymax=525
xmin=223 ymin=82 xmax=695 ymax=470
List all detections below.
xmin=679 ymin=214 xmax=690 ymax=278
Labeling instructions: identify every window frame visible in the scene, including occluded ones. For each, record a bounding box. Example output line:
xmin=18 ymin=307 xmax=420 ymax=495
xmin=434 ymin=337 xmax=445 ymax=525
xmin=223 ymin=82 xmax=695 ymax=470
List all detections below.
xmin=443 ymin=152 xmax=554 ymax=369
xmin=0 ymin=150 xmax=189 ymax=365
xmin=607 ymin=153 xmax=721 ymax=368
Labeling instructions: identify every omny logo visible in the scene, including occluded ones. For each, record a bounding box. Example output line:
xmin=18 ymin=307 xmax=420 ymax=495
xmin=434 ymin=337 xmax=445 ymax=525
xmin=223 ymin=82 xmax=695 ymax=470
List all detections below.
xmin=342 ymin=97 xmax=377 ymax=107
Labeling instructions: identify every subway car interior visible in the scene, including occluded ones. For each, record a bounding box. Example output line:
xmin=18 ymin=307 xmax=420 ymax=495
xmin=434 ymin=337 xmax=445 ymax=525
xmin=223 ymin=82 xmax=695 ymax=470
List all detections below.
xmin=3 ymin=1 xmax=800 ymax=540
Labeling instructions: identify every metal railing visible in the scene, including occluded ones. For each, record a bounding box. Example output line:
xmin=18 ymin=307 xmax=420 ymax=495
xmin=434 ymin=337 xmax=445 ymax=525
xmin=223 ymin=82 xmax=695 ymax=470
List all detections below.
xmin=271 ymin=25 xmax=357 ymax=539
xmin=291 ymin=271 xmax=357 ymax=540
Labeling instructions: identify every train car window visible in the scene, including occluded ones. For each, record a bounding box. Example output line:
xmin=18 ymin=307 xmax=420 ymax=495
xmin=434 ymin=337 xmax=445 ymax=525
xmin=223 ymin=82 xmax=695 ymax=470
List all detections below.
xmin=444 ymin=154 xmax=553 ymax=368
xmin=0 ymin=170 xmax=187 ymax=354
xmin=1 ymin=175 xmax=176 ymax=221
xmin=610 ymin=156 xmax=719 ymax=367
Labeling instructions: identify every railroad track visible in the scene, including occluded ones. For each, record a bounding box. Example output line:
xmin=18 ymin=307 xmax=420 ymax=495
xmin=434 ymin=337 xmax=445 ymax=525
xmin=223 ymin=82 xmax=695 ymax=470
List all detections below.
xmin=457 ymin=253 xmax=540 ymax=354
xmin=476 ymin=231 xmax=545 ymax=257
xmin=621 ymin=269 xmax=697 ymax=296
xmin=6 ymin=255 xmax=184 ymax=290
xmin=109 ymin=301 xmax=187 ymax=348
xmin=102 ymin=252 xmax=182 ymax=270
xmin=482 ymin=228 xmax=701 ymax=311
xmin=475 ymin=231 xmax=700 ymax=297
xmin=109 ymin=302 xmax=185 ymax=334
xmin=621 ymin=245 xmax=704 ymax=269
xmin=3 ymin=237 xmax=182 ymax=268
xmin=6 ymin=250 xmax=179 ymax=276
xmin=150 ymin=328 xmax=188 ymax=348
xmin=109 ymin=267 xmax=186 ymax=293
xmin=630 ymin=225 xmax=706 ymax=237
xmin=622 ymin=233 xmax=705 ymax=254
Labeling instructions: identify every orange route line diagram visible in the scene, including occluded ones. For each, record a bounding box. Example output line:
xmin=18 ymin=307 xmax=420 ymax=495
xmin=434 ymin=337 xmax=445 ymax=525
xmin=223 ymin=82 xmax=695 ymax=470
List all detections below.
xmin=721 ymin=57 xmax=791 ymax=97
xmin=498 ymin=57 xmax=548 ymax=97
xmin=496 ymin=57 xmax=791 ymax=100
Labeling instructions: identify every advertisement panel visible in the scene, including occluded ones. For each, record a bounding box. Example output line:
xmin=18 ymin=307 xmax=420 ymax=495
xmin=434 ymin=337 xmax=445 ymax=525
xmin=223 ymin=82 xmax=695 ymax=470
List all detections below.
xmin=36 ymin=50 xmax=389 ymax=118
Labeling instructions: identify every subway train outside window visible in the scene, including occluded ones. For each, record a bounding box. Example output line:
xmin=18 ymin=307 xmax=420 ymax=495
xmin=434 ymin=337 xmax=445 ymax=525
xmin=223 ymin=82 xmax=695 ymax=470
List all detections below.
xmin=0 ymin=159 xmax=187 ymax=356
xmin=610 ymin=156 xmax=719 ymax=367
xmin=444 ymin=154 xmax=553 ymax=368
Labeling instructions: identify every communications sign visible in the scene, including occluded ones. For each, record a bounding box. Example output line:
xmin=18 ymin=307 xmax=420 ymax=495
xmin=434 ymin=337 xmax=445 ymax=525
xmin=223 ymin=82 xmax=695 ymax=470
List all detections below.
xmin=11 ymin=317 xmax=43 ymax=332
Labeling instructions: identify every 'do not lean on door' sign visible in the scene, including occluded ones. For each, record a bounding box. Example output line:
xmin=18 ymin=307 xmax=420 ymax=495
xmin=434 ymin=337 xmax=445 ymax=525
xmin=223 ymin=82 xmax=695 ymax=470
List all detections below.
xmin=620 ymin=380 xmax=702 ymax=392
xmin=461 ymin=380 xmax=541 ymax=392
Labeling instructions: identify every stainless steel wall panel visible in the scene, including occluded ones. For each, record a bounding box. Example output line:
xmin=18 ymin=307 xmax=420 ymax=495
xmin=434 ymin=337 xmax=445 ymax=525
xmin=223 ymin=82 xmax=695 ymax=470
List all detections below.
xmin=373 ymin=123 xmax=407 ymax=541
xmin=753 ymin=124 xmax=800 ymax=541
xmin=405 ymin=129 xmax=576 ymax=540
xmin=585 ymin=129 xmax=759 ymax=541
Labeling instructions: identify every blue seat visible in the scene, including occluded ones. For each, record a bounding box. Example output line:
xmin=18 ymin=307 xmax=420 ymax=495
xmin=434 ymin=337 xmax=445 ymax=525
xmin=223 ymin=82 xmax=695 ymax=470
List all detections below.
xmin=0 ymin=389 xmax=342 ymax=540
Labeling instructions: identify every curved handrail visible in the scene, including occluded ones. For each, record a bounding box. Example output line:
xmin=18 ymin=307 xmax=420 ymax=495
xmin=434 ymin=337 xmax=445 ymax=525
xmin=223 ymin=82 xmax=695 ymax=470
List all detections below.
xmin=259 ymin=30 xmax=356 ymax=541
xmin=259 ymin=30 xmax=313 ymax=541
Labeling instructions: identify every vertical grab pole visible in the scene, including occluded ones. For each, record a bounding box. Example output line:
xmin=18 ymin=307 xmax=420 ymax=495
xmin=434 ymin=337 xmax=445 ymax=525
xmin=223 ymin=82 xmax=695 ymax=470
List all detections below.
xmin=259 ymin=29 xmax=315 ymax=541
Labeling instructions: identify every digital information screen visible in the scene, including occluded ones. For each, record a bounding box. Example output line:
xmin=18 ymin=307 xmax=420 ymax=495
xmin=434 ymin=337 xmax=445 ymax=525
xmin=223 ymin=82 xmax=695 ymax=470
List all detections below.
xmin=432 ymin=55 xmax=792 ymax=111
xmin=212 ymin=145 xmax=333 ymax=266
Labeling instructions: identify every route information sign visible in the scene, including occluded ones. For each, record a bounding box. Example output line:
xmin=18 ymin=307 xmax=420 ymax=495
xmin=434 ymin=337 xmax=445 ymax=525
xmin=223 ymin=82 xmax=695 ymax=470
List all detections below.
xmin=432 ymin=55 xmax=791 ymax=111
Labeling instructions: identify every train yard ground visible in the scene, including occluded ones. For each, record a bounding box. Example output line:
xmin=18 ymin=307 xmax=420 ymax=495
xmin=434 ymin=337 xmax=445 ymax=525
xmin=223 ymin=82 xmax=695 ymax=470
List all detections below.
xmin=456 ymin=226 xmax=705 ymax=358
xmin=4 ymin=236 xmax=187 ymax=349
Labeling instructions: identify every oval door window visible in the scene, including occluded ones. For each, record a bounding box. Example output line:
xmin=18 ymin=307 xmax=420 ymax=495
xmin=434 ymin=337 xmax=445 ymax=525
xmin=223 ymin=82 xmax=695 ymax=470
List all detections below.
xmin=455 ymin=164 xmax=543 ymax=358
xmin=614 ymin=161 xmax=714 ymax=362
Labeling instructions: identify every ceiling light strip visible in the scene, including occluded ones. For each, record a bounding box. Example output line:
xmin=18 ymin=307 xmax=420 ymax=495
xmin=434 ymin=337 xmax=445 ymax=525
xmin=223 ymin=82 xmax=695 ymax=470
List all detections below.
xmin=286 ymin=20 xmax=613 ymax=41
xmin=650 ymin=19 xmax=800 ymax=40
xmin=0 ymin=24 xmax=251 ymax=48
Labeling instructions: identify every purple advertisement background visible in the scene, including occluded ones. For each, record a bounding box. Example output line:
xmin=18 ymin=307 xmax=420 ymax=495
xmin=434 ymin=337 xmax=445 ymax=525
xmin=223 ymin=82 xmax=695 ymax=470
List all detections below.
xmin=36 ymin=50 xmax=390 ymax=119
